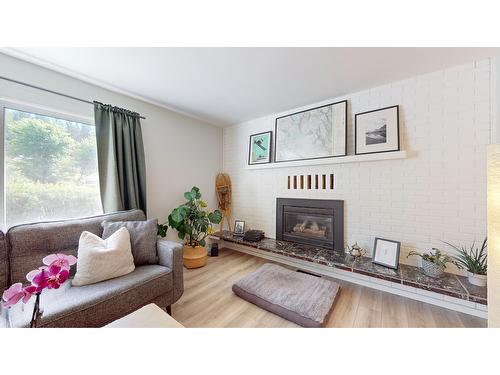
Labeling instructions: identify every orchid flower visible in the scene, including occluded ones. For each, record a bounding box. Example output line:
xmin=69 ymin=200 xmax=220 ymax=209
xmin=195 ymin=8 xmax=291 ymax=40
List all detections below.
xmin=2 ymin=283 xmax=36 ymax=308
xmin=2 ymin=283 xmax=24 ymax=308
xmin=26 ymin=267 xmax=50 ymax=290
xmin=22 ymin=285 xmax=37 ymax=303
xmin=2 ymin=253 xmax=77 ymax=324
xmin=42 ymin=253 xmax=77 ymax=271
xmin=46 ymin=264 xmax=69 ymax=289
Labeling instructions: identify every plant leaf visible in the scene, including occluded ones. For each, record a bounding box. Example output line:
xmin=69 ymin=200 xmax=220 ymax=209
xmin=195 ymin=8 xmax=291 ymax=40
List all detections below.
xmin=208 ymin=210 xmax=222 ymax=224
xmin=157 ymin=224 xmax=168 ymax=238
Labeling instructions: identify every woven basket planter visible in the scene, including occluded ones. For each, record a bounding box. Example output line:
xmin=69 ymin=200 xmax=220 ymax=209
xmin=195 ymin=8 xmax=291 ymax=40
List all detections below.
xmin=421 ymin=259 xmax=444 ymax=278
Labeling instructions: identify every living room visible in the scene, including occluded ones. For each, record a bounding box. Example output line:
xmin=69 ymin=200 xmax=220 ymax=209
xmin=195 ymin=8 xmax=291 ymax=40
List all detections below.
xmin=2 ymin=1 xmax=499 ymax=373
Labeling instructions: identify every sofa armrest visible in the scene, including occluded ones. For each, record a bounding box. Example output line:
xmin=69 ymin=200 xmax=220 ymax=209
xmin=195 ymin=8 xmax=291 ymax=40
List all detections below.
xmin=157 ymin=239 xmax=184 ymax=303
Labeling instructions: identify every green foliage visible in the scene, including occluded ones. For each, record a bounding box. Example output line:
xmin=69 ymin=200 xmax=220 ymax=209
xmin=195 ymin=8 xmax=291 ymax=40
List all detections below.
xmin=7 ymin=118 xmax=73 ymax=183
xmin=157 ymin=223 xmax=168 ymax=238
xmin=73 ymin=137 xmax=98 ymax=178
xmin=6 ymin=179 xmax=101 ymax=225
xmin=407 ymin=248 xmax=454 ymax=270
xmin=168 ymin=186 xmax=222 ymax=247
xmin=444 ymin=238 xmax=487 ymax=275
xmin=4 ymin=109 xmax=101 ymax=227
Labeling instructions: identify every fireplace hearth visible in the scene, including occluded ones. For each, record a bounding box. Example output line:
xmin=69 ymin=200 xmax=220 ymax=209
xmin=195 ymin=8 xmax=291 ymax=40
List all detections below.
xmin=276 ymin=198 xmax=344 ymax=252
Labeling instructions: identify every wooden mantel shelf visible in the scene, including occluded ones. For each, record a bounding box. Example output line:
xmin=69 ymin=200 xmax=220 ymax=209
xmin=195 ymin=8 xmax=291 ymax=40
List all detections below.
xmin=246 ymin=151 xmax=407 ymax=170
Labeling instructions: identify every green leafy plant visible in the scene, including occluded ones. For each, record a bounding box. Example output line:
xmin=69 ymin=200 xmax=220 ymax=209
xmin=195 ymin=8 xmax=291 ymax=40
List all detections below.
xmin=444 ymin=238 xmax=487 ymax=275
xmin=407 ymin=248 xmax=454 ymax=270
xmin=166 ymin=186 xmax=222 ymax=247
xmin=157 ymin=223 xmax=168 ymax=238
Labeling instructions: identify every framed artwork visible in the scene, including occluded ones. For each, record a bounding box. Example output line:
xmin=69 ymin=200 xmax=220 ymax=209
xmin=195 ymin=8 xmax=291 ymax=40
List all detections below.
xmin=372 ymin=237 xmax=401 ymax=270
xmin=248 ymin=131 xmax=272 ymax=165
xmin=274 ymin=100 xmax=347 ymax=163
xmin=233 ymin=220 xmax=245 ymax=236
xmin=355 ymin=105 xmax=400 ymax=155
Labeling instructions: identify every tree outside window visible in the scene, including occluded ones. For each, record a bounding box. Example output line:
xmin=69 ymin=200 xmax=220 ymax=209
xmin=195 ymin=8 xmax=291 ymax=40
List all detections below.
xmin=4 ymin=108 xmax=102 ymax=227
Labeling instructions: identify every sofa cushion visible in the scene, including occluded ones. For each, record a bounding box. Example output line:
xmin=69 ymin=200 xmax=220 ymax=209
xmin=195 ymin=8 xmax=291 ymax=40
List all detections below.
xmin=7 ymin=209 xmax=146 ymax=284
xmin=8 ymin=265 xmax=172 ymax=328
xmin=73 ymin=228 xmax=135 ymax=286
xmin=0 ymin=231 xmax=8 ymax=292
xmin=102 ymin=219 xmax=158 ymax=265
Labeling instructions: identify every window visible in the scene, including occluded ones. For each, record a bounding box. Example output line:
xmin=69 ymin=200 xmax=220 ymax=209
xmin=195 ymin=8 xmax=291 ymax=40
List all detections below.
xmin=1 ymin=105 xmax=102 ymax=228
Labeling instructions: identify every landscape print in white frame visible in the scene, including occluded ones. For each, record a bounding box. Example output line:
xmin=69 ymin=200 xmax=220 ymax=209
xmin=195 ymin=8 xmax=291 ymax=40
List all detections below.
xmin=355 ymin=105 xmax=400 ymax=155
xmin=274 ymin=100 xmax=347 ymax=162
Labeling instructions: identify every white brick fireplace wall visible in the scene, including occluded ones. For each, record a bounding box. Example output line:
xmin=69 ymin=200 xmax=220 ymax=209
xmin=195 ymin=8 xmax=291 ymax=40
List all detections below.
xmin=223 ymin=59 xmax=493 ymax=273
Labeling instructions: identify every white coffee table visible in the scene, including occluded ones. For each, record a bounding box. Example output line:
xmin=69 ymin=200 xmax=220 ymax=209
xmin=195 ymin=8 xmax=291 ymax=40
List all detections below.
xmin=105 ymin=303 xmax=184 ymax=328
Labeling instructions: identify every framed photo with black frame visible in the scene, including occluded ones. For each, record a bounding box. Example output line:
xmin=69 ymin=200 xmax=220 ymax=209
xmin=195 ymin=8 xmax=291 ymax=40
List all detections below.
xmin=248 ymin=131 xmax=272 ymax=165
xmin=355 ymin=105 xmax=400 ymax=155
xmin=233 ymin=220 xmax=245 ymax=236
xmin=372 ymin=237 xmax=401 ymax=270
xmin=274 ymin=100 xmax=347 ymax=163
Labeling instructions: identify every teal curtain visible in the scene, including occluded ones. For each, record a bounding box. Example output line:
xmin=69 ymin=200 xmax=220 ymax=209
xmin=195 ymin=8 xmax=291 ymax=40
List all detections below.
xmin=94 ymin=102 xmax=147 ymax=214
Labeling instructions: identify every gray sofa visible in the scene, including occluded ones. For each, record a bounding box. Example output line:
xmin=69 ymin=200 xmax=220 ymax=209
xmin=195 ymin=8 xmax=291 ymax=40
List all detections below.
xmin=0 ymin=209 xmax=183 ymax=328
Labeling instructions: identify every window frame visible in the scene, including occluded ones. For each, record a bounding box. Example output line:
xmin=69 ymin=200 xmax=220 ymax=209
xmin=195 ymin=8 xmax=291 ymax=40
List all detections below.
xmin=0 ymin=98 xmax=97 ymax=229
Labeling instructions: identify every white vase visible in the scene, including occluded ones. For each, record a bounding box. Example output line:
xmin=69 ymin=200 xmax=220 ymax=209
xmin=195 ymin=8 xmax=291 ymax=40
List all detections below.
xmin=467 ymin=271 xmax=487 ymax=287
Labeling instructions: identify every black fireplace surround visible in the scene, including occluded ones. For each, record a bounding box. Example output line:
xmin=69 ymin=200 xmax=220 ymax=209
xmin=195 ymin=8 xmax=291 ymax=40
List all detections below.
xmin=276 ymin=198 xmax=344 ymax=252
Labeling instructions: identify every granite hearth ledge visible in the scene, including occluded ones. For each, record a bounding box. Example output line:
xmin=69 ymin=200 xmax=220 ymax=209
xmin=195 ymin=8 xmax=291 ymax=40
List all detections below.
xmin=212 ymin=231 xmax=487 ymax=305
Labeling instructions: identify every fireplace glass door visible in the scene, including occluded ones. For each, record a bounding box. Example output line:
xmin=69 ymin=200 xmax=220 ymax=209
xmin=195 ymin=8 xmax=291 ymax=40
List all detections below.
xmin=282 ymin=206 xmax=334 ymax=248
xmin=276 ymin=198 xmax=344 ymax=252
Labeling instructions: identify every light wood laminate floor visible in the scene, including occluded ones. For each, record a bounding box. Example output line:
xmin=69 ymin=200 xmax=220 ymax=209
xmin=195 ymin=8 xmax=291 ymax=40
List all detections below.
xmin=172 ymin=248 xmax=487 ymax=328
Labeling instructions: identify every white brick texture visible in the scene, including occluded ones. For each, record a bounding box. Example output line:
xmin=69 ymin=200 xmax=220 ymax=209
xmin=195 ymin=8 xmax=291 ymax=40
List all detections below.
xmin=223 ymin=60 xmax=492 ymax=274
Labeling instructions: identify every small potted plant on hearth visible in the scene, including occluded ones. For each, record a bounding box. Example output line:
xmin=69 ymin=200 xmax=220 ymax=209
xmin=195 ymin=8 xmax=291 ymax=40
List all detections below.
xmin=407 ymin=248 xmax=454 ymax=278
xmin=444 ymin=238 xmax=487 ymax=287
xmin=168 ymin=186 xmax=222 ymax=269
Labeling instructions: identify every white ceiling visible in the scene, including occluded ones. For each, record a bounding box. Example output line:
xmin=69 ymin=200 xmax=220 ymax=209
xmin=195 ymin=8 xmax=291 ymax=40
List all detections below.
xmin=3 ymin=47 xmax=499 ymax=126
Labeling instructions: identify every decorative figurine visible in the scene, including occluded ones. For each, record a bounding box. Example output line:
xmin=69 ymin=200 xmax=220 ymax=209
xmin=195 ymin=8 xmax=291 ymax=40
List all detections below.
xmin=346 ymin=242 xmax=366 ymax=261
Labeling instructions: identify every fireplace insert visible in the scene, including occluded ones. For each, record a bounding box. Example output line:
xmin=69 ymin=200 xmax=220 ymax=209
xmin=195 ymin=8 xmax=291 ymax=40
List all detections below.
xmin=276 ymin=198 xmax=344 ymax=251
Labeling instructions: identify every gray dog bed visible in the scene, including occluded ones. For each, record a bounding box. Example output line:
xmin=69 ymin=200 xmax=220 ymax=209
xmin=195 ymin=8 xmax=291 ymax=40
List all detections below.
xmin=232 ymin=263 xmax=340 ymax=327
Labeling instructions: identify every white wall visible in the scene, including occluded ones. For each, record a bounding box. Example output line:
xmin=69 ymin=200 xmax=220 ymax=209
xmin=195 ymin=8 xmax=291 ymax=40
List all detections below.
xmin=224 ymin=59 xmax=492 ymax=273
xmin=0 ymin=53 xmax=223 ymax=241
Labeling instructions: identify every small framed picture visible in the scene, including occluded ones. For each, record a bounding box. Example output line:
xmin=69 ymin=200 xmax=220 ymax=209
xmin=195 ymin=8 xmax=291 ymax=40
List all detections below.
xmin=372 ymin=237 xmax=401 ymax=270
xmin=233 ymin=220 xmax=245 ymax=236
xmin=248 ymin=131 xmax=272 ymax=165
xmin=355 ymin=105 xmax=400 ymax=155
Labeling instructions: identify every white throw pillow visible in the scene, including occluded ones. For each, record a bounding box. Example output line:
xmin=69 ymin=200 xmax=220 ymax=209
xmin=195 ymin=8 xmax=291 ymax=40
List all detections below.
xmin=72 ymin=227 xmax=135 ymax=286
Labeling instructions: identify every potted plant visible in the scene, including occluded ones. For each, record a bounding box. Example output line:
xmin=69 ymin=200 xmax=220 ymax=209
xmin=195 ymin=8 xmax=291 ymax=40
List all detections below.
xmin=168 ymin=186 xmax=222 ymax=269
xmin=407 ymin=248 xmax=454 ymax=278
xmin=444 ymin=238 xmax=487 ymax=287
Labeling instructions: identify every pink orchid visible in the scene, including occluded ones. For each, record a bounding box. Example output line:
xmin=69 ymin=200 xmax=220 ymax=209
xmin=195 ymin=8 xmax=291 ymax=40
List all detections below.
xmin=2 ymin=283 xmax=36 ymax=308
xmin=45 ymin=264 xmax=69 ymax=289
xmin=42 ymin=253 xmax=77 ymax=271
xmin=26 ymin=267 xmax=49 ymax=290
xmin=22 ymin=285 xmax=37 ymax=303
xmin=2 ymin=283 xmax=24 ymax=308
xmin=2 ymin=253 xmax=77 ymax=325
